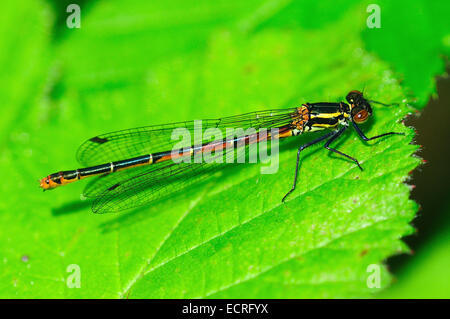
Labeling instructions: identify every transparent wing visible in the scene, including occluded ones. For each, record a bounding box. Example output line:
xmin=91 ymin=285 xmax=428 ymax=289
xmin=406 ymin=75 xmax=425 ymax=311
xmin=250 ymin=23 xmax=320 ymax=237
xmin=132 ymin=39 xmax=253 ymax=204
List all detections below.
xmin=87 ymin=123 xmax=286 ymax=213
xmin=77 ymin=108 xmax=297 ymax=166
xmin=83 ymin=160 xmax=177 ymax=198
xmin=91 ymin=152 xmax=228 ymax=214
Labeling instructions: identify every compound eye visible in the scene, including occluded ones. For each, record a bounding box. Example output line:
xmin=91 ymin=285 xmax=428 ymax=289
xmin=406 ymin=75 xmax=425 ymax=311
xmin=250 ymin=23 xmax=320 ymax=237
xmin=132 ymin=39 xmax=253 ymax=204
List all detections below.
xmin=353 ymin=109 xmax=369 ymax=123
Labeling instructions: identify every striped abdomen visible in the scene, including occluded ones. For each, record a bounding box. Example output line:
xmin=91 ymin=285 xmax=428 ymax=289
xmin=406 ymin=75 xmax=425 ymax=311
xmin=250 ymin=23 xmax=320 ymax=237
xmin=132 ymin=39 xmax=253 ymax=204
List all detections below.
xmin=39 ymin=126 xmax=293 ymax=190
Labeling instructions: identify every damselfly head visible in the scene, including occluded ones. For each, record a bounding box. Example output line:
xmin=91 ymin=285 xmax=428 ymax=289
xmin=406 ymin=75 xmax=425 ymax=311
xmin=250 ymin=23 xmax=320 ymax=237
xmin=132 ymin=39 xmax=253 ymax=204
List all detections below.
xmin=346 ymin=90 xmax=372 ymax=124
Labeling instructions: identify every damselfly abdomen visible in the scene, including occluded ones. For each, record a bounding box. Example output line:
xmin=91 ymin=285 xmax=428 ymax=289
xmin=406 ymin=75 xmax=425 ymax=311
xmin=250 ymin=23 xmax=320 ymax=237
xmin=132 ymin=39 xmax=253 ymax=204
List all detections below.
xmin=40 ymin=90 xmax=404 ymax=213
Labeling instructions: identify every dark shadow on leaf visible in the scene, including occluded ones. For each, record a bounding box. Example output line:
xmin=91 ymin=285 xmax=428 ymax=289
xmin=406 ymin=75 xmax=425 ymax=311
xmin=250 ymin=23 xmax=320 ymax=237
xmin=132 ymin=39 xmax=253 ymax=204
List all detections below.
xmin=51 ymin=198 xmax=93 ymax=216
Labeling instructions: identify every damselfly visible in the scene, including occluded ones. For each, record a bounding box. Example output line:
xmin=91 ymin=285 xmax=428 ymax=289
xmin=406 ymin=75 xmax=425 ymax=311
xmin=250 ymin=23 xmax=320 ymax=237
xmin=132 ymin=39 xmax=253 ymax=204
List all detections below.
xmin=40 ymin=90 xmax=404 ymax=213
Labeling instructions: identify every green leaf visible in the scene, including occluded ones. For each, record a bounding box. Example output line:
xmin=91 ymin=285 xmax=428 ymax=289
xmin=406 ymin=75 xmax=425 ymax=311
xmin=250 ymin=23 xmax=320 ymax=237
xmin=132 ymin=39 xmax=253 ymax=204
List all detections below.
xmin=0 ymin=0 xmax=55 ymax=297
xmin=0 ymin=0 xmax=430 ymax=298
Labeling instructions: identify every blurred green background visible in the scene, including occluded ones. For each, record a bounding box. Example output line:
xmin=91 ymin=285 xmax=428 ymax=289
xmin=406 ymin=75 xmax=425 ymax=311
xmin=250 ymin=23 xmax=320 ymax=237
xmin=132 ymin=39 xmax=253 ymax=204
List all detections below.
xmin=0 ymin=0 xmax=449 ymax=298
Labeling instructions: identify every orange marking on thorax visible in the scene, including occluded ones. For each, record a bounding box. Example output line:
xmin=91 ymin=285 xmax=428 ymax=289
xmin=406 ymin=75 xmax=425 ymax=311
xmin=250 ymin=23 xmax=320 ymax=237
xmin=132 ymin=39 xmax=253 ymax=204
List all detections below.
xmin=292 ymin=105 xmax=310 ymax=131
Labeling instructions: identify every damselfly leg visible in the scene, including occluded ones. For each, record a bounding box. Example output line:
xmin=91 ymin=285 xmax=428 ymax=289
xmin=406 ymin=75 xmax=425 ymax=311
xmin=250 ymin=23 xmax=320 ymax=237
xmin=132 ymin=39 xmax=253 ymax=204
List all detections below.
xmin=282 ymin=131 xmax=335 ymax=202
xmin=324 ymin=125 xmax=363 ymax=171
xmin=282 ymin=121 xmax=404 ymax=203
xmin=352 ymin=121 xmax=405 ymax=141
